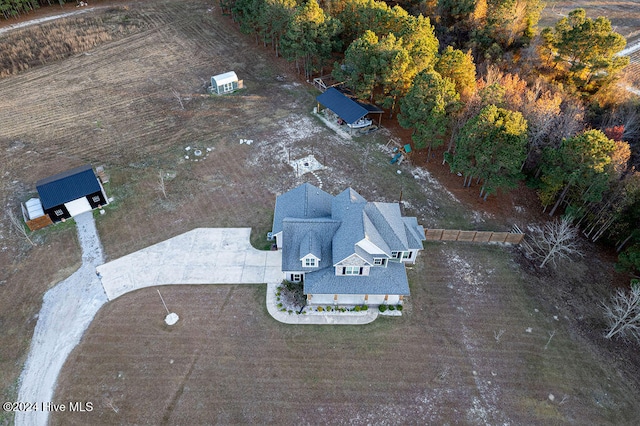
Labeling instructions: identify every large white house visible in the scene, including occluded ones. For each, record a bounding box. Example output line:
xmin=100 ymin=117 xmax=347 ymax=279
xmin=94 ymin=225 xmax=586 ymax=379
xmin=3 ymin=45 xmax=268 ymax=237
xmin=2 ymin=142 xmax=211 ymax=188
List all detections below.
xmin=271 ymin=183 xmax=425 ymax=306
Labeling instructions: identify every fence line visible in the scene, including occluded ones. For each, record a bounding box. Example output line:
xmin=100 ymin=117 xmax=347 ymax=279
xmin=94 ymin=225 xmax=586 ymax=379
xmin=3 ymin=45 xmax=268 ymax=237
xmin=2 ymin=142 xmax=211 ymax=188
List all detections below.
xmin=424 ymin=226 xmax=525 ymax=244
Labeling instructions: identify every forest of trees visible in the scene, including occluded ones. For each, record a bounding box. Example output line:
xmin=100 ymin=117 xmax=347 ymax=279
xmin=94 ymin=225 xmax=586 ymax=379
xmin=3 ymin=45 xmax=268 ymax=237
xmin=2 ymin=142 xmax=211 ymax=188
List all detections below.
xmin=222 ymin=0 xmax=640 ymax=279
xmin=0 ymin=0 xmax=62 ymax=20
xmin=3 ymin=0 xmax=638 ymax=277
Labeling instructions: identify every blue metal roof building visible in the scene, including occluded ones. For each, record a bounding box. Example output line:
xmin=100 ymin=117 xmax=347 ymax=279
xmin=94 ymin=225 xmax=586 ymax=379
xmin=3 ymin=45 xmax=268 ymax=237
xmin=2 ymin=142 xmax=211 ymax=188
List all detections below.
xmin=36 ymin=164 xmax=107 ymax=222
xmin=316 ymin=87 xmax=369 ymax=125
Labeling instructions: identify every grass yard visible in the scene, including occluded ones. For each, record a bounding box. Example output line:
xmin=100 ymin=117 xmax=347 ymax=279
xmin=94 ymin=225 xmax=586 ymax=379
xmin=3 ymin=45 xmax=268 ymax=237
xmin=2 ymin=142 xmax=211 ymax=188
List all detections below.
xmin=0 ymin=0 xmax=639 ymax=424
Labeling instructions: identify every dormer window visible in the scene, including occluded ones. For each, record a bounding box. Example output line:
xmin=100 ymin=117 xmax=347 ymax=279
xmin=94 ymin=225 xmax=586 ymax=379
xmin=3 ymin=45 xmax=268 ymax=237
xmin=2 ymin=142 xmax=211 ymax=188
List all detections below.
xmin=373 ymin=258 xmax=386 ymax=266
xmin=343 ymin=266 xmax=362 ymax=275
xmin=305 ymin=258 xmax=317 ymax=267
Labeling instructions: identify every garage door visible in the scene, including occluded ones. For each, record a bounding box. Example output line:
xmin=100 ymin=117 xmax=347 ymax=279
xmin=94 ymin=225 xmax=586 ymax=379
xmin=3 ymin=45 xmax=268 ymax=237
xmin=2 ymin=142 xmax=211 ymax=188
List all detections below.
xmin=65 ymin=197 xmax=92 ymax=217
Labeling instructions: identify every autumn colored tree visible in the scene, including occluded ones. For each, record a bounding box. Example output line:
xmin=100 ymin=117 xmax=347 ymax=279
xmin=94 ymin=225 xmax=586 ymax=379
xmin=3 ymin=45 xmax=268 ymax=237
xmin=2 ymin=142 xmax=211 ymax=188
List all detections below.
xmin=435 ymin=46 xmax=476 ymax=102
xmin=604 ymin=125 xmax=625 ymax=142
xmin=334 ymin=12 xmax=438 ymax=106
xmin=474 ymin=0 xmax=543 ymax=52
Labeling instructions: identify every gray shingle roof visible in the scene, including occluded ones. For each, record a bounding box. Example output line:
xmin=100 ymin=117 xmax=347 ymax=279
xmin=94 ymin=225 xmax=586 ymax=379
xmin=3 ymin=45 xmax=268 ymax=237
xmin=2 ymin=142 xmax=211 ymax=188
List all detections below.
xmin=403 ymin=217 xmax=426 ymax=249
xmin=299 ymin=231 xmax=322 ymax=260
xmin=274 ymin=183 xmax=424 ymax=296
xmin=362 ymin=212 xmax=392 ymax=256
xmin=304 ymin=261 xmax=410 ymax=295
xmin=272 ymin=183 xmax=333 ymax=235
xmin=281 ymin=218 xmax=340 ymax=272
xmin=364 ymin=202 xmax=410 ymax=251
xmin=331 ymin=188 xmax=367 ymax=264
xmin=36 ymin=164 xmax=101 ymax=209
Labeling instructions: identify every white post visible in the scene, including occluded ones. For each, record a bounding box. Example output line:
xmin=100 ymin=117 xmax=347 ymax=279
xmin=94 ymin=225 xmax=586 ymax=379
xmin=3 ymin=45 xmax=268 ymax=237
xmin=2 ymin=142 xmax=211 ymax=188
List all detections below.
xmin=157 ymin=289 xmax=170 ymax=315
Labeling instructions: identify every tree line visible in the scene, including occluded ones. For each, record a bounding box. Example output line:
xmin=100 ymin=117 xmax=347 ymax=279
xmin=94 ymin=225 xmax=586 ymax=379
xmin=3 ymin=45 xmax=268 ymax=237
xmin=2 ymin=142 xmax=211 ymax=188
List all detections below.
xmin=224 ymin=0 xmax=638 ymax=279
xmin=0 ymin=0 xmax=65 ymax=20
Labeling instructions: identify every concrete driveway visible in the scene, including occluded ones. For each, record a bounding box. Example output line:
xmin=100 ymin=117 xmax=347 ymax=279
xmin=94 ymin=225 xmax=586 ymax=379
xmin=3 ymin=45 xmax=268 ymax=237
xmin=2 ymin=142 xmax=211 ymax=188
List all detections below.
xmin=97 ymin=228 xmax=283 ymax=300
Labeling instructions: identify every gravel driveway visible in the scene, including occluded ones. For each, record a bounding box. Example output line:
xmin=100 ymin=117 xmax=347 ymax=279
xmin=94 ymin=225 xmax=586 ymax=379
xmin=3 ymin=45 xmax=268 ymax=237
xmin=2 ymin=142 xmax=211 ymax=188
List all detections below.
xmin=16 ymin=212 xmax=107 ymax=426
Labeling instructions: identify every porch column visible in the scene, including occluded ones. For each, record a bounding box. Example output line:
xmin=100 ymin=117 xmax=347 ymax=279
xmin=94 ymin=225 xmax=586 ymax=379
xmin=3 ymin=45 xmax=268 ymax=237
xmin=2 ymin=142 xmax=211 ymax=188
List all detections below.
xmin=399 ymin=295 xmax=404 ymax=305
xmin=334 ymin=294 xmax=338 ymax=305
xmin=364 ymin=294 xmax=369 ymax=305
xmin=384 ymin=294 xmax=389 ymax=304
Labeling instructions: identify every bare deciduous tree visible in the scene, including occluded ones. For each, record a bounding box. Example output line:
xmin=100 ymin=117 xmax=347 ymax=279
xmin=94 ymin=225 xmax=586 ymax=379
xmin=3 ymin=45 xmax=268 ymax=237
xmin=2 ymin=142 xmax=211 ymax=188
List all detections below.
xmin=602 ymin=281 xmax=640 ymax=343
xmin=8 ymin=209 xmax=36 ymax=246
xmin=544 ymin=330 xmax=556 ymax=350
xmin=157 ymin=170 xmax=167 ymax=199
xmin=172 ymin=89 xmax=184 ymax=110
xmin=531 ymin=218 xmax=583 ymax=268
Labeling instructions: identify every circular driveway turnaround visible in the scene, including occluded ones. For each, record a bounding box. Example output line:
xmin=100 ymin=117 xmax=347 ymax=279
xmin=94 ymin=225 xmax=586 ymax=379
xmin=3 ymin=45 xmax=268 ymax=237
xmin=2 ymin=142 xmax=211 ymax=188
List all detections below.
xmin=97 ymin=228 xmax=283 ymax=300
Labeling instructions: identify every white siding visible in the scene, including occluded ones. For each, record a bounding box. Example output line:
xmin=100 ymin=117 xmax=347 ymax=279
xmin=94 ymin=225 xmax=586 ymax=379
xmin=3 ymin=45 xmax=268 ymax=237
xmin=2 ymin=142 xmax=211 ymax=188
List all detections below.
xmin=356 ymin=238 xmax=386 ymax=256
xmin=64 ymin=197 xmax=92 ymax=217
xmin=307 ymin=293 xmax=403 ymax=306
xmin=274 ymin=231 xmax=282 ymax=249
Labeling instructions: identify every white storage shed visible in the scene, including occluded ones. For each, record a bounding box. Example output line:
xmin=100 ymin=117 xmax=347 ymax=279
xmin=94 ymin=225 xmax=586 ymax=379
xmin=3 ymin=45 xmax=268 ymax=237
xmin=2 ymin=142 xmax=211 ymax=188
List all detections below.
xmin=211 ymin=71 xmax=243 ymax=94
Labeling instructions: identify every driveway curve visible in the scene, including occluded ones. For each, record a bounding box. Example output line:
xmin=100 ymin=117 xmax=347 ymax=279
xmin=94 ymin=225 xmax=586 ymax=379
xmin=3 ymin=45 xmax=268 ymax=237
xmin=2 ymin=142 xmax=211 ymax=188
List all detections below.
xmin=16 ymin=212 xmax=107 ymax=426
xmin=97 ymin=228 xmax=283 ymax=300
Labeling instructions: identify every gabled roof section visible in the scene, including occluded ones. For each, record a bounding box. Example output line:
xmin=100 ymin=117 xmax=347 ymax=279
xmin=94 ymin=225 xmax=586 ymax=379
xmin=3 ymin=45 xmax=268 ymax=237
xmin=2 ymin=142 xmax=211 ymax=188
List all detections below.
xmin=363 ymin=202 xmax=410 ymax=251
xmin=316 ymin=88 xmax=368 ymax=125
xmin=331 ymin=188 xmax=367 ymax=264
xmin=361 ymin=212 xmax=392 ymax=256
xmin=281 ymin=218 xmax=340 ymax=272
xmin=36 ymin=164 xmax=101 ymax=209
xmin=304 ymin=261 xmax=410 ymax=295
xmin=272 ymin=183 xmax=333 ymax=235
xmin=334 ymin=252 xmax=370 ymax=267
xmin=212 ymin=71 xmax=238 ymax=85
xmin=299 ymin=231 xmax=322 ymax=260
xmin=403 ymin=217 xmax=426 ymax=249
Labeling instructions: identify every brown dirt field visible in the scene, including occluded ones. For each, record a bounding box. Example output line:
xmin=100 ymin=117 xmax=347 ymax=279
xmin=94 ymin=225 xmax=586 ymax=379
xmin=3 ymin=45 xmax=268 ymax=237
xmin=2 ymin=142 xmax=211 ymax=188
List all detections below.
xmin=52 ymin=247 xmax=640 ymax=425
xmin=1 ymin=1 xmax=639 ymax=425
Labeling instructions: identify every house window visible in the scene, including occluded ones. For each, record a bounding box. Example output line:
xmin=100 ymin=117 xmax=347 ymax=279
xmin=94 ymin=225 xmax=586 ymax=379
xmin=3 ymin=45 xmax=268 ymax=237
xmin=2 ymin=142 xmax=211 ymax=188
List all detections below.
xmin=373 ymin=258 xmax=386 ymax=266
xmin=291 ymin=273 xmax=302 ymax=282
xmin=92 ymin=195 xmax=101 ymax=203
xmin=391 ymin=251 xmax=402 ymax=259
xmin=343 ymin=266 xmax=361 ymax=275
xmin=304 ymin=258 xmax=316 ymax=267
xmin=222 ymin=82 xmax=234 ymax=92
xmin=54 ymin=209 xmax=64 ymax=216
xmin=402 ymin=251 xmax=413 ymax=260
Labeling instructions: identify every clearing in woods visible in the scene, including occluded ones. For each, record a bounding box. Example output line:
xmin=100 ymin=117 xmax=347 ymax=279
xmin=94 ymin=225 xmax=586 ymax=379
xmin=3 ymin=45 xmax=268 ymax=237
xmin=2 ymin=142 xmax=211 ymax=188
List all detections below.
xmin=0 ymin=1 xmax=639 ymax=425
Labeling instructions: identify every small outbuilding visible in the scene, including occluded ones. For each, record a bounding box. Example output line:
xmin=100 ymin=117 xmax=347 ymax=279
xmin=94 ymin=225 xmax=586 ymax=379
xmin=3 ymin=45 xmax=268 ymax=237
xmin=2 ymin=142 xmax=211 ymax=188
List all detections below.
xmin=210 ymin=71 xmax=243 ymax=94
xmin=316 ymin=87 xmax=383 ymax=133
xmin=36 ymin=164 xmax=108 ymax=222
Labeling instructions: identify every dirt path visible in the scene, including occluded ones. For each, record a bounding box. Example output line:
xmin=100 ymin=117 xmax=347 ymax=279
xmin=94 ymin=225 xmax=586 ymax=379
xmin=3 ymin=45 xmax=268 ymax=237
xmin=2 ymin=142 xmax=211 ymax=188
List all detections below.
xmin=0 ymin=8 xmax=93 ymax=36
xmin=15 ymin=212 xmax=107 ymax=426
